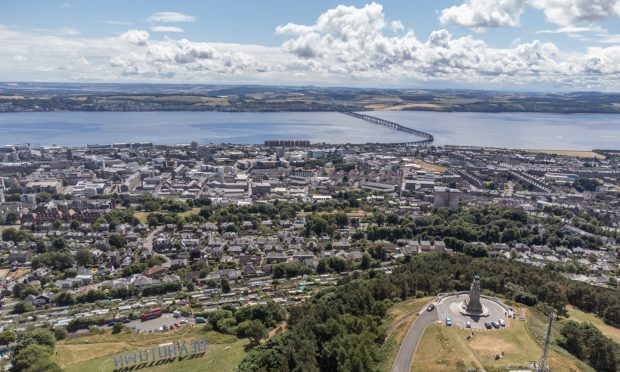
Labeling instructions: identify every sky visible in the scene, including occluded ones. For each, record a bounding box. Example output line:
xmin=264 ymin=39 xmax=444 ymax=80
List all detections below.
xmin=1 ymin=0 xmax=620 ymax=91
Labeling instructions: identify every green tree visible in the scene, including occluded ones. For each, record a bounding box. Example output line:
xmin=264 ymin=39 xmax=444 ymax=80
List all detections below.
xmin=12 ymin=302 xmax=33 ymax=314
xmin=54 ymin=291 xmax=76 ymax=306
xmin=12 ymin=344 xmax=61 ymax=372
xmin=35 ymin=192 xmax=53 ymax=203
xmin=246 ymin=320 xmax=268 ymax=345
xmin=4 ymin=212 xmax=19 ymax=225
xmin=0 ymin=329 xmax=16 ymax=345
xmin=335 ymin=212 xmax=349 ymax=228
xmin=108 ymin=233 xmax=126 ymax=248
xmin=221 ymin=278 xmax=231 ymax=293
xmin=360 ymin=253 xmax=372 ymax=270
xmin=75 ymin=249 xmax=92 ymax=266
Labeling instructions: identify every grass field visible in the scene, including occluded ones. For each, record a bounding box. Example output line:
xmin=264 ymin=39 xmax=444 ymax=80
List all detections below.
xmin=57 ymin=327 xmax=247 ymax=372
xmin=414 ymin=159 xmax=447 ymax=173
xmin=377 ymin=297 xmax=433 ymax=371
xmin=134 ymin=207 xmax=201 ymax=224
xmin=564 ymin=305 xmax=620 ymax=344
xmin=411 ymin=306 xmax=594 ymax=372
xmin=524 ymin=149 xmax=605 ymax=159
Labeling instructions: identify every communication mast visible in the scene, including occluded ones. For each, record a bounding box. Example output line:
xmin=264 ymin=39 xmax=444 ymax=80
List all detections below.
xmin=536 ymin=314 xmax=553 ymax=372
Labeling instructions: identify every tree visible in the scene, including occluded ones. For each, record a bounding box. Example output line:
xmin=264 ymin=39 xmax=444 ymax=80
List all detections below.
xmin=51 ymin=238 xmax=66 ymax=250
xmin=221 ymin=278 xmax=231 ymax=293
xmin=54 ymin=291 xmax=76 ymax=306
xmin=53 ymin=328 xmax=67 ymax=341
xmin=108 ymin=233 xmax=126 ymax=248
xmin=12 ymin=344 xmax=61 ymax=372
xmin=4 ymin=212 xmax=19 ymax=225
xmin=75 ymin=249 xmax=92 ymax=266
xmin=13 ymin=328 xmax=56 ymax=355
xmin=360 ymin=253 xmax=372 ymax=270
xmin=0 ymin=329 xmax=15 ymax=345
xmin=112 ymin=322 xmax=125 ymax=334
xmin=335 ymin=212 xmax=349 ymax=228
xmin=12 ymin=302 xmax=33 ymax=314
xmin=69 ymin=220 xmax=80 ymax=230
xmin=35 ymin=192 xmax=53 ymax=204
xmin=2 ymin=227 xmax=26 ymax=242
xmin=246 ymin=320 xmax=268 ymax=345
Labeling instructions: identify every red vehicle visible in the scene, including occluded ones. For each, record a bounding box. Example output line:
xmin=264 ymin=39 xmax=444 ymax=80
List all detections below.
xmin=141 ymin=307 xmax=163 ymax=322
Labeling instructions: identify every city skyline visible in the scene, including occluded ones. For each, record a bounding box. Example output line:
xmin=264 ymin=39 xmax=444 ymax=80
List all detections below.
xmin=1 ymin=0 xmax=620 ymax=90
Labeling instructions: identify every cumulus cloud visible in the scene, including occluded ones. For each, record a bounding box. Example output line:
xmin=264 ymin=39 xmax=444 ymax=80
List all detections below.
xmin=440 ymin=0 xmax=620 ymax=29
xmin=151 ymin=26 xmax=184 ymax=33
xmin=440 ymin=0 xmax=525 ymax=28
xmin=120 ymin=29 xmax=149 ymax=46
xmin=1 ymin=3 xmax=620 ymax=89
xmin=148 ymin=12 xmax=195 ymax=23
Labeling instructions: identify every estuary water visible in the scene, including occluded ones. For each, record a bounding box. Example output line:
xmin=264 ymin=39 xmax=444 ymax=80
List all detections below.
xmin=0 ymin=111 xmax=619 ymax=150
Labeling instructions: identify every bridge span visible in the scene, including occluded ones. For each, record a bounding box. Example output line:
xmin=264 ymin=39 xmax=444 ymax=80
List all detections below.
xmin=341 ymin=111 xmax=434 ymax=146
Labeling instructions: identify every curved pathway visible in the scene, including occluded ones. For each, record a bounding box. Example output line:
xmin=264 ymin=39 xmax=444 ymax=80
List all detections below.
xmin=391 ymin=305 xmax=438 ymax=372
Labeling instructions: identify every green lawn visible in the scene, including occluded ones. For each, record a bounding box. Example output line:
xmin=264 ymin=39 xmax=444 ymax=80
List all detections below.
xmin=412 ymin=306 xmax=594 ymax=372
xmin=57 ymin=328 xmax=248 ymax=372
xmin=564 ymin=305 xmax=620 ymax=344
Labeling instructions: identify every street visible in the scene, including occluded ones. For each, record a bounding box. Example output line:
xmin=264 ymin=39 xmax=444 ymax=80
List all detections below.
xmin=391 ymin=304 xmax=438 ymax=372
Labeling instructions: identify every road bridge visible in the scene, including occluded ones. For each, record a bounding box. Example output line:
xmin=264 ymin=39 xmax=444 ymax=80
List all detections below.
xmin=341 ymin=112 xmax=434 ymax=146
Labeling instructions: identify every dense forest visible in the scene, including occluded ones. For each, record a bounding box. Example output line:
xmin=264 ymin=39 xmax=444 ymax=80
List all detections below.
xmin=239 ymin=253 xmax=619 ymax=372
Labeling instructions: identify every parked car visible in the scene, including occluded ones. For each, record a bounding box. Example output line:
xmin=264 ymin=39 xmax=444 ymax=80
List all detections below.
xmin=499 ymin=319 xmax=506 ymax=327
xmin=445 ymin=317 xmax=453 ymax=326
xmin=491 ymin=321 xmax=500 ymax=329
xmin=484 ymin=322 xmax=492 ymax=329
xmin=195 ymin=316 xmax=206 ymax=324
xmin=180 ymin=319 xmax=189 ymax=324
xmin=427 ymin=304 xmax=435 ymax=312
xmin=465 ymin=321 xmax=471 ymax=328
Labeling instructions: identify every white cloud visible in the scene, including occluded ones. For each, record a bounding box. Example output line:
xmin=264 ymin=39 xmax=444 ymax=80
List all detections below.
xmin=151 ymin=26 xmax=184 ymax=33
xmin=148 ymin=12 xmax=195 ymax=23
xmin=1 ymin=4 xmax=620 ymax=89
xmin=59 ymin=27 xmax=80 ymax=36
xmin=531 ymin=0 xmax=620 ymax=26
xmin=390 ymin=20 xmax=404 ymax=33
xmin=440 ymin=0 xmax=525 ymax=29
xmin=536 ymin=25 xmax=604 ymax=34
xmin=120 ymin=29 xmax=149 ymax=46
xmin=440 ymin=0 xmax=620 ymax=29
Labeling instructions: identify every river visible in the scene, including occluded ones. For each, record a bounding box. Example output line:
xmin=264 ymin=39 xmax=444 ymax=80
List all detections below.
xmin=0 ymin=111 xmax=619 ymax=150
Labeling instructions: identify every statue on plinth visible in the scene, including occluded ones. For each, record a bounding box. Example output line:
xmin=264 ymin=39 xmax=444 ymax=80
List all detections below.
xmin=464 ymin=275 xmax=483 ymax=314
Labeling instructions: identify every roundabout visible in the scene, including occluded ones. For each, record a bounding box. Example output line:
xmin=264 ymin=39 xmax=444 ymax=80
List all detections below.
xmin=435 ymin=276 xmax=514 ymax=330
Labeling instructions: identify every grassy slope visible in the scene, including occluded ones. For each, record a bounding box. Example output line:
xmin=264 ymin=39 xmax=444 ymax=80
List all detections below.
xmin=57 ymin=327 xmax=248 ymax=372
xmin=564 ymin=305 xmax=620 ymax=344
xmin=377 ymin=297 xmax=434 ymax=371
xmin=410 ymin=305 xmax=595 ymax=372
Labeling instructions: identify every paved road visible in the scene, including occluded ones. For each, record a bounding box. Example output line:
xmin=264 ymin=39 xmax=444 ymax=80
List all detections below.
xmin=392 ymin=305 xmax=438 ymax=372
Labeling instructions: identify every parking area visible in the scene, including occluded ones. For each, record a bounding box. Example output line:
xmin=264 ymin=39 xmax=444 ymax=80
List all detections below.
xmin=123 ymin=313 xmax=196 ymax=333
xmin=436 ymin=294 xmax=511 ymax=330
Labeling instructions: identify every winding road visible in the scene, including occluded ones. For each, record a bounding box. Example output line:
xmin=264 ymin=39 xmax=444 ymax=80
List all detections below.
xmin=391 ymin=304 xmax=438 ymax=372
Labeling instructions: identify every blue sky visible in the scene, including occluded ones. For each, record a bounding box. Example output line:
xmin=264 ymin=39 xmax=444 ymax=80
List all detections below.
xmin=1 ymin=1 xmax=620 ymax=90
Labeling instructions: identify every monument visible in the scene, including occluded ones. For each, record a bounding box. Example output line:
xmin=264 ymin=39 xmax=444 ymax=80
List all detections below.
xmin=465 ymin=275 xmax=483 ymax=314
xmin=460 ymin=274 xmax=489 ymax=317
